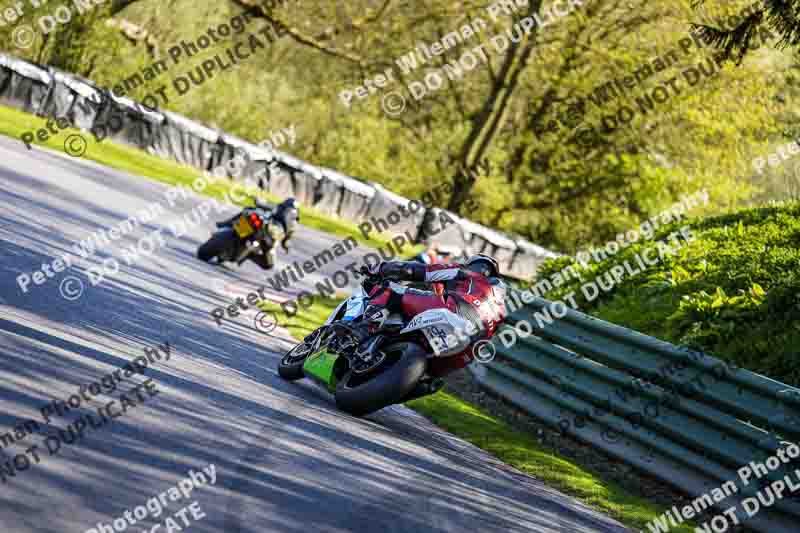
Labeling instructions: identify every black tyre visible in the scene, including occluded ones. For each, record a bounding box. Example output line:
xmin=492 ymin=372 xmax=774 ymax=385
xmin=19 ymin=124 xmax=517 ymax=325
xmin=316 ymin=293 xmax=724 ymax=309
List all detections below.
xmin=278 ymin=342 xmax=313 ymax=381
xmin=334 ymin=342 xmax=427 ymax=416
xmin=198 ymin=230 xmax=237 ymax=262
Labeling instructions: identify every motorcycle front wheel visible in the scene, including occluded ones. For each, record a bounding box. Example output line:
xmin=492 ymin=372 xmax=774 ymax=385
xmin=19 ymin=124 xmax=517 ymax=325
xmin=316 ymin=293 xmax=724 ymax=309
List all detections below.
xmin=278 ymin=342 xmax=313 ymax=381
xmin=334 ymin=342 xmax=427 ymax=416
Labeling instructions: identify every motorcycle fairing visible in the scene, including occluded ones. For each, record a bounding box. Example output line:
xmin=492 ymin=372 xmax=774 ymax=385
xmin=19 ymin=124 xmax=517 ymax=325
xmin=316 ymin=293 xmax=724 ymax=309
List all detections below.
xmin=327 ymin=285 xmax=368 ymax=324
xmin=399 ymin=309 xmax=472 ymax=357
xmin=303 ymin=349 xmax=340 ymax=392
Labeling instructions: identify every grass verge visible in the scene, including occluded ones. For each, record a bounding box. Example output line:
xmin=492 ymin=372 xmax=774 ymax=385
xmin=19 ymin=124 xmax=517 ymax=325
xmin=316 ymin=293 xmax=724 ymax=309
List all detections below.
xmin=261 ymin=294 xmax=689 ymax=532
xmin=257 ymin=296 xmax=344 ymax=340
xmin=0 ymin=104 xmax=424 ymax=254
xmin=407 ymin=392 xmax=694 ymax=532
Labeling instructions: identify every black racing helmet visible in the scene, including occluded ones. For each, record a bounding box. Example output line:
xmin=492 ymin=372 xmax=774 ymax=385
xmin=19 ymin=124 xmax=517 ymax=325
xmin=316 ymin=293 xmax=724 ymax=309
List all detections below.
xmin=466 ymin=254 xmax=499 ymax=278
xmin=281 ymin=197 xmax=298 ymax=210
xmin=277 ymin=198 xmax=299 ymax=219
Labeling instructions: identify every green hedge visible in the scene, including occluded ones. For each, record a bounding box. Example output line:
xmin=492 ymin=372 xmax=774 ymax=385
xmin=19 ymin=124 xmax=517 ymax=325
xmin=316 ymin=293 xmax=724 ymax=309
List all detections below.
xmin=537 ymin=201 xmax=800 ymax=386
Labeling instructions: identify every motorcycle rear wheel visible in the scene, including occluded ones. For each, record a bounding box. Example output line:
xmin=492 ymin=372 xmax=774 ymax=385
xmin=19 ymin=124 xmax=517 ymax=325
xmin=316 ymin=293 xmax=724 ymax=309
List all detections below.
xmin=198 ymin=230 xmax=236 ymax=262
xmin=334 ymin=342 xmax=427 ymax=416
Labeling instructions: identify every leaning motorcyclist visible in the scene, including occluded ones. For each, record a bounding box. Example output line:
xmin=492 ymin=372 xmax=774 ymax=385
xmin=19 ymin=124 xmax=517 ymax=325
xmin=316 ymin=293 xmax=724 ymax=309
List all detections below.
xmin=269 ymin=197 xmax=300 ymax=249
xmin=362 ymin=254 xmax=507 ymax=396
xmin=216 ymin=197 xmax=300 ymax=269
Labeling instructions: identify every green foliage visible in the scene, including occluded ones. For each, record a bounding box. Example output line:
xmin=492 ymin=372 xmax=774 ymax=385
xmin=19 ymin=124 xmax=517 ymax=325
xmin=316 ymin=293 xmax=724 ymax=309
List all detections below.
xmin=0 ymin=104 xmax=423 ymax=253
xmin=0 ymin=0 xmax=797 ymax=254
xmin=537 ymin=202 xmax=800 ymax=385
xmin=667 ymin=284 xmax=768 ymax=343
xmin=692 ymin=0 xmax=800 ymax=62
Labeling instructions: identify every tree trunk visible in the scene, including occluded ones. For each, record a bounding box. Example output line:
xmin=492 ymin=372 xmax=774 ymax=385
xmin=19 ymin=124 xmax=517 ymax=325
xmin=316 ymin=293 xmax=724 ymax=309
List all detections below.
xmin=446 ymin=1 xmax=543 ymax=212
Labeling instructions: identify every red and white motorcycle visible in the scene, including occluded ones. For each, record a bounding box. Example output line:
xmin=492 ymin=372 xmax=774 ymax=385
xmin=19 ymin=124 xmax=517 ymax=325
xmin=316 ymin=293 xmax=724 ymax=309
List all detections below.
xmin=277 ymin=268 xmax=501 ymax=416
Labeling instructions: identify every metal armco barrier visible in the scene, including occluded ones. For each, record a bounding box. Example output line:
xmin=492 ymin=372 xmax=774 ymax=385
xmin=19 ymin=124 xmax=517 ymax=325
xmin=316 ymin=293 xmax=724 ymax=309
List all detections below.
xmin=470 ymin=294 xmax=800 ymax=532
xmin=0 ymin=53 xmax=557 ymax=280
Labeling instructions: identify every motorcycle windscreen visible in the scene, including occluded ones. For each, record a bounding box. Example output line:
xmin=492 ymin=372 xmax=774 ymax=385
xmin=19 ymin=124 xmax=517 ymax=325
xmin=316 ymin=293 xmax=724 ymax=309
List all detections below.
xmin=342 ymin=297 xmax=365 ymax=321
xmin=302 ymin=349 xmax=340 ymax=392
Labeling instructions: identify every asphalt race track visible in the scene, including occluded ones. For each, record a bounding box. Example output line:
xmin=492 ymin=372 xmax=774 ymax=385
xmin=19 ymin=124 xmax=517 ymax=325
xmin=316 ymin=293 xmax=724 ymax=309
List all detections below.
xmin=0 ymin=136 xmax=630 ymax=533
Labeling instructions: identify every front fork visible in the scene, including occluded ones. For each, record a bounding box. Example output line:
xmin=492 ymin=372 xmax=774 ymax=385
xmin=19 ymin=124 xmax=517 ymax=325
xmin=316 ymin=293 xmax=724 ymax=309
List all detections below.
xmin=235 ymin=240 xmax=258 ymax=265
xmin=235 ymin=230 xmax=274 ymax=265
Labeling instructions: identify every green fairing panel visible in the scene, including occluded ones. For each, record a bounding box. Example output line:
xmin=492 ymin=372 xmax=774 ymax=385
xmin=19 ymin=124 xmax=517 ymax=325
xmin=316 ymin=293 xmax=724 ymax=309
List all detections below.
xmin=303 ymin=349 xmax=340 ymax=392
